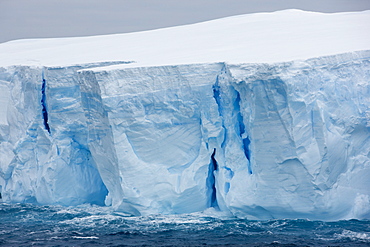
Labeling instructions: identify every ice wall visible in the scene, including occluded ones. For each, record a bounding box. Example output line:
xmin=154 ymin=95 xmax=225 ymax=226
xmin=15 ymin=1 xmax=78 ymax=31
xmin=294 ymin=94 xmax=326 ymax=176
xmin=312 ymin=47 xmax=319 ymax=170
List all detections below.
xmin=0 ymin=51 xmax=369 ymax=220
xmin=224 ymin=52 xmax=370 ymax=220
xmin=91 ymin=64 xmax=227 ymax=214
xmin=0 ymin=66 xmax=108 ymax=206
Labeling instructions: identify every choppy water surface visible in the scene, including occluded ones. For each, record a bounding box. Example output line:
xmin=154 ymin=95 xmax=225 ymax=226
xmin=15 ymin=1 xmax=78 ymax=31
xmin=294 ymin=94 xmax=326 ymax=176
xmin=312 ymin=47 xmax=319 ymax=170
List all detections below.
xmin=0 ymin=203 xmax=369 ymax=246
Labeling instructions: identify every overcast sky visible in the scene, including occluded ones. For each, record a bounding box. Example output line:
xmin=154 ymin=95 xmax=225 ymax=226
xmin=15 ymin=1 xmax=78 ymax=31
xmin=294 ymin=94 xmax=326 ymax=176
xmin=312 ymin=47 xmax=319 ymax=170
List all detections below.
xmin=1 ymin=0 xmax=370 ymax=43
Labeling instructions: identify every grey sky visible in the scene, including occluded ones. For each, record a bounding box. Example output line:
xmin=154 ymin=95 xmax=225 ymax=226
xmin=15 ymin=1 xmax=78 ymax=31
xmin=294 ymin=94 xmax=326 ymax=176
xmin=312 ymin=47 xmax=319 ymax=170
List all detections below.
xmin=1 ymin=0 xmax=370 ymax=43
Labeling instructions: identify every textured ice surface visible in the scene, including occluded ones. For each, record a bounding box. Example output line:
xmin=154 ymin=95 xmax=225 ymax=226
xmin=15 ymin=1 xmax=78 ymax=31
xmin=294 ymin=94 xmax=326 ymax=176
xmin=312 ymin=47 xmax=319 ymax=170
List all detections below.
xmin=225 ymin=53 xmax=370 ymax=220
xmin=0 ymin=51 xmax=369 ymax=220
xmin=0 ymin=66 xmax=108 ymax=206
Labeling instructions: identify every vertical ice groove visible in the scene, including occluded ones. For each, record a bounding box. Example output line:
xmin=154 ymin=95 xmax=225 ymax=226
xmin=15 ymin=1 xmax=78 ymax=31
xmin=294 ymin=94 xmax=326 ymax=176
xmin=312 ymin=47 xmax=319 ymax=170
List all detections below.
xmin=206 ymin=148 xmax=218 ymax=208
xmin=212 ymin=76 xmax=222 ymax=116
xmin=41 ymin=71 xmax=50 ymax=133
xmin=217 ymin=64 xmax=252 ymax=175
xmin=212 ymin=71 xmax=228 ymax=150
xmin=235 ymin=90 xmax=252 ymax=174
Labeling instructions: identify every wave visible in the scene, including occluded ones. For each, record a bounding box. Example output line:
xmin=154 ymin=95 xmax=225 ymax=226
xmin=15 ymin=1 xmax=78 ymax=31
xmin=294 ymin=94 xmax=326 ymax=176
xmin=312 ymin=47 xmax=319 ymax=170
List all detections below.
xmin=0 ymin=203 xmax=369 ymax=246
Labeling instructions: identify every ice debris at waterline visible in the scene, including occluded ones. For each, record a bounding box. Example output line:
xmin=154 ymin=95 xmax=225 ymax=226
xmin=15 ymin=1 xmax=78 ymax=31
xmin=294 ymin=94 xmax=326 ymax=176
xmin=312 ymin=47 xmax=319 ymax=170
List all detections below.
xmin=0 ymin=51 xmax=369 ymax=220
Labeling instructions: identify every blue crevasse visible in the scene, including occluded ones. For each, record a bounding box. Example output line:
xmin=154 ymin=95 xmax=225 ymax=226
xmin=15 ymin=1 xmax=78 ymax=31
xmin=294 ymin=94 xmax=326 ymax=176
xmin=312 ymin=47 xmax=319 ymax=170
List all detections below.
xmin=40 ymin=75 xmax=50 ymax=133
xmin=0 ymin=51 xmax=369 ymax=220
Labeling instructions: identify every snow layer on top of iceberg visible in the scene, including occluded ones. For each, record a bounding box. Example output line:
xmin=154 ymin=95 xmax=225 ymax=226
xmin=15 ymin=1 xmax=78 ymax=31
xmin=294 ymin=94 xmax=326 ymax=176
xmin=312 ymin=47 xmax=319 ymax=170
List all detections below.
xmin=0 ymin=9 xmax=369 ymax=68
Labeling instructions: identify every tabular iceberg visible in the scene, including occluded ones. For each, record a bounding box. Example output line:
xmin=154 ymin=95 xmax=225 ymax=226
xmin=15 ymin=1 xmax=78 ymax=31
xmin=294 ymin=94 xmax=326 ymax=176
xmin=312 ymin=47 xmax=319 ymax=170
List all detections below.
xmin=0 ymin=51 xmax=369 ymax=220
xmin=0 ymin=10 xmax=369 ymax=220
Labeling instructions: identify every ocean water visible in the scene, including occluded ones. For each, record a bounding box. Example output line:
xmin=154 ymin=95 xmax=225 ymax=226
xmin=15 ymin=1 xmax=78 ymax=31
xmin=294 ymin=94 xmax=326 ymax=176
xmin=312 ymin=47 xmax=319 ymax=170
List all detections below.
xmin=0 ymin=203 xmax=369 ymax=246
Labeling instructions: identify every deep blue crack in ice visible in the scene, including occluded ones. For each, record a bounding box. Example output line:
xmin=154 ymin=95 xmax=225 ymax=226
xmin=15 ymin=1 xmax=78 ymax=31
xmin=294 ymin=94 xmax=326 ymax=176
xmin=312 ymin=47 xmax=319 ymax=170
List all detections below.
xmin=41 ymin=77 xmax=50 ymax=133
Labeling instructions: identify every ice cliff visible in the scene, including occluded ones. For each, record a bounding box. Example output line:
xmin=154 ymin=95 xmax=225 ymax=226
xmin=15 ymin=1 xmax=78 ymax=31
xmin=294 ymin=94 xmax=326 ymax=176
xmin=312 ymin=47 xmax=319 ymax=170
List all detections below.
xmin=0 ymin=51 xmax=369 ymax=220
xmin=0 ymin=10 xmax=370 ymax=220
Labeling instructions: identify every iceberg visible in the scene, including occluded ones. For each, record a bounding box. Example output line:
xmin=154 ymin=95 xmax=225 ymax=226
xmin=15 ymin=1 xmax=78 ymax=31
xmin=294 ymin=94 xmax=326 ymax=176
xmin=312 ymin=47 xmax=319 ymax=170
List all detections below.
xmin=0 ymin=10 xmax=369 ymax=220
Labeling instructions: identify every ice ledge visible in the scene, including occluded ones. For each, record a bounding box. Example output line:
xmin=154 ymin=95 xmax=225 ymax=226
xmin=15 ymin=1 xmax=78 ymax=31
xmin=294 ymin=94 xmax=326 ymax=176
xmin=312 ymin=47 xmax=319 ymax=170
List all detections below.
xmin=229 ymin=50 xmax=370 ymax=81
xmin=77 ymin=50 xmax=370 ymax=76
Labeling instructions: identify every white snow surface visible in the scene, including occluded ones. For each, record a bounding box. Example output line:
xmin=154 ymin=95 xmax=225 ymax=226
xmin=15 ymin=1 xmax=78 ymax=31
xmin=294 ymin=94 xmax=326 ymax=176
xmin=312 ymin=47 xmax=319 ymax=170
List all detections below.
xmin=0 ymin=9 xmax=370 ymax=68
xmin=0 ymin=10 xmax=370 ymax=220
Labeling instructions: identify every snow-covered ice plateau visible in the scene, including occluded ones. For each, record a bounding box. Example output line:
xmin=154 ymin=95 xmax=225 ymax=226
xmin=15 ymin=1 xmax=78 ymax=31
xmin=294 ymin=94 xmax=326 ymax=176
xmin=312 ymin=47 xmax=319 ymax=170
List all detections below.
xmin=0 ymin=10 xmax=369 ymax=220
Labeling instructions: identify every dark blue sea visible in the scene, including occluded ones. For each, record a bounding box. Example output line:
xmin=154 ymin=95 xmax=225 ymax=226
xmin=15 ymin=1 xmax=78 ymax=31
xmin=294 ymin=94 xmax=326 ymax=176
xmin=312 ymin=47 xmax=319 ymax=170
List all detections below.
xmin=0 ymin=203 xmax=369 ymax=246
